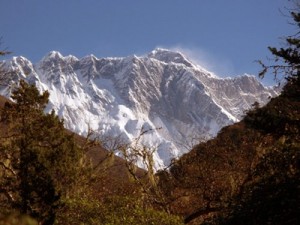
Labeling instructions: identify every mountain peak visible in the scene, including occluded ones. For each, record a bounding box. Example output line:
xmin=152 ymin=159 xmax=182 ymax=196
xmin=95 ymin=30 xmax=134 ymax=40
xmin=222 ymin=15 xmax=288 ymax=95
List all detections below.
xmin=10 ymin=56 xmax=31 ymax=65
xmin=148 ymin=48 xmax=193 ymax=67
xmin=39 ymin=51 xmax=64 ymax=64
xmin=46 ymin=51 xmax=63 ymax=59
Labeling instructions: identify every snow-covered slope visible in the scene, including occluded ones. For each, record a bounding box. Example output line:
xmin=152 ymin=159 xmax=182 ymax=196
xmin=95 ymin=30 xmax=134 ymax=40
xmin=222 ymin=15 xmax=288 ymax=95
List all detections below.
xmin=0 ymin=48 xmax=278 ymax=169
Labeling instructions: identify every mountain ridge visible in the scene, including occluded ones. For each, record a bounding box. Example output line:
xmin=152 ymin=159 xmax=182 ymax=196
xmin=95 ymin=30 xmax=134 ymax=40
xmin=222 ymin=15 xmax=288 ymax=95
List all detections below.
xmin=0 ymin=49 xmax=279 ymax=168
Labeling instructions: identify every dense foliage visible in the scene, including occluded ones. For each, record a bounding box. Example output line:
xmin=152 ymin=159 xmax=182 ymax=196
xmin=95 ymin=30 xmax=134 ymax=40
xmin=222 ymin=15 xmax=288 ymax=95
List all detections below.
xmin=0 ymin=80 xmax=91 ymax=224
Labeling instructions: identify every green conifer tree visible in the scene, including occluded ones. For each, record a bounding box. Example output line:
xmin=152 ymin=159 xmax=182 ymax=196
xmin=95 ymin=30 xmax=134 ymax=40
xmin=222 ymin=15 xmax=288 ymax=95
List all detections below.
xmin=0 ymin=80 xmax=89 ymax=225
xmin=258 ymin=8 xmax=300 ymax=84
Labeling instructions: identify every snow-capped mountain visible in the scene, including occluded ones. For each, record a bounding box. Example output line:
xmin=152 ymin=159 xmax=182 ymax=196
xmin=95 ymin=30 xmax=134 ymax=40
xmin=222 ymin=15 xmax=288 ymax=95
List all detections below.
xmin=0 ymin=48 xmax=278 ymax=169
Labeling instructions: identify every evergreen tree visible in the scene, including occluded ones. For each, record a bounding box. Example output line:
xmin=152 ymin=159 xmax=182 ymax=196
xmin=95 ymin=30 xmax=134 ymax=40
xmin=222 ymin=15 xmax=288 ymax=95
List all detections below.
xmin=0 ymin=80 xmax=89 ymax=225
xmin=258 ymin=7 xmax=300 ymax=84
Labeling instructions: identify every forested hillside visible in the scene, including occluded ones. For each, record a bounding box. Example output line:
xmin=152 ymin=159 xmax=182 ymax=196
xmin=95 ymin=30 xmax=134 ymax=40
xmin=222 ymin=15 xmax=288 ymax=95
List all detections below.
xmin=158 ymin=77 xmax=299 ymax=224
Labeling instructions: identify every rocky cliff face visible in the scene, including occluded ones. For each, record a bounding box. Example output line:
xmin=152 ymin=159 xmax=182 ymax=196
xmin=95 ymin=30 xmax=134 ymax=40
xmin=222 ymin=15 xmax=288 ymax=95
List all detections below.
xmin=0 ymin=48 xmax=278 ymax=168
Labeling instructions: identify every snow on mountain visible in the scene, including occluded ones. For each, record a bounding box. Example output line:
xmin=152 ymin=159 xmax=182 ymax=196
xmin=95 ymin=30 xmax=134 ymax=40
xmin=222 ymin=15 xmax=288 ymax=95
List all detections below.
xmin=0 ymin=48 xmax=279 ymax=169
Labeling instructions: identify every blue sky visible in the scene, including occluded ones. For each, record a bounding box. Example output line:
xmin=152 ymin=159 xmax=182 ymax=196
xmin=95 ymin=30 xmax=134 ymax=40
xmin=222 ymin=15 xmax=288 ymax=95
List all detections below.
xmin=0 ymin=0 xmax=296 ymax=85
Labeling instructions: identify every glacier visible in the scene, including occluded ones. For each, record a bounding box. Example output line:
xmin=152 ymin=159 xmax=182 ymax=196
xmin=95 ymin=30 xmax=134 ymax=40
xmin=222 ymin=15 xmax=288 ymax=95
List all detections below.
xmin=0 ymin=48 xmax=279 ymax=169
